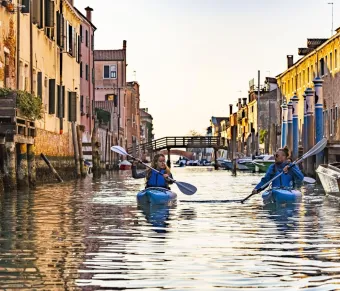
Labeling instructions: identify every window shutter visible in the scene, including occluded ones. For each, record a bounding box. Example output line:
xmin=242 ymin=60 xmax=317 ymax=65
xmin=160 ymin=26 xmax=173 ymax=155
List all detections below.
xmin=78 ymin=34 xmax=81 ymax=63
xmin=80 ymin=62 xmax=83 ymax=78
xmin=92 ymin=67 xmax=94 ymax=84
xmin=104 ymin=65 xmax=109 ymax=78
xmin=37 ymin=72 xmax=43 ymax=99
xmin=57 ymin=85 xmax=61 ymax=117
xmin=86 ymin=64 xmax=88 ymax=81
xmin=62 ymin=86 xmax=65 ymax=118
xmin=48 ymin=79 xmax=56 ymax=114
xmin=44 ymin=0 xmax=54 ymax=28
xmin=91 ymin=34 xmax=94 ymax=51
xmin=66 ymin=21 xmax=70 ymax=53
xmin=114 ymin=94 xmax=118 ymax=107
xmin=80 ymin=25 xmax=83 ymax=42
xmin=68 ymin=92 xmax=77 ymax=122
xmin=57 ymin=12 xmax=64 ymax=47
xmin=80 ymin=95 xmax=84 ymax=114
xmin=58 ymin=85 xmax=65 ymax=118
xmin=73 ymin=27 xmax=76 ymax=57
xmin=32 ymin=0 xmax=42 ymax=28
xmin=22 ymin=0 xmax=30 ymax=13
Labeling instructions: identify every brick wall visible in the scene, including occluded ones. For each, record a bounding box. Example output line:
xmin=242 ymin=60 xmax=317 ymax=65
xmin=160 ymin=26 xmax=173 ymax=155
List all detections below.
xmin=34 ymin=128 xmax=76 ymax=183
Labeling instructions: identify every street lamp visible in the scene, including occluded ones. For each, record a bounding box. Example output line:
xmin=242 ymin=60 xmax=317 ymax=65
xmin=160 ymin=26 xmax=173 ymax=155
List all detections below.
xmin=328 ymin=2 xmax=334 ymax=36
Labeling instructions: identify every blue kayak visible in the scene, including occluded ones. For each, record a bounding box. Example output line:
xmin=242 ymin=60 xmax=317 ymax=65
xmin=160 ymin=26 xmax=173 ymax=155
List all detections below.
xmin=137 ymin=187 xmax=177 ymax=204
xmin=262 ymin=188 xmax=302 ymax=204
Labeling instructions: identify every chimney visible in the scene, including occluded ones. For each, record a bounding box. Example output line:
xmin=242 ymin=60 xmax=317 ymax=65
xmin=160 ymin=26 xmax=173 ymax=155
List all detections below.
xmin=85 ymin=7 xmax=93 ymax=22
xmin=242 ymin=98 xmax=247 ymax=106
xmin=229 ymin=104 xmax=233 ymax=116
xmin=238 ymin=98 xmax=242 ymax=110
xmin=123 ymin=40 xmax=127 ymax=50
xmin=287 ymin=55 xmax=294 ymax=69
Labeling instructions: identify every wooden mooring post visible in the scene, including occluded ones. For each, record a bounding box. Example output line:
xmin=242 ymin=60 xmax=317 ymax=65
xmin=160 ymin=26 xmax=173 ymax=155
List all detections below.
xmin=17 ymin=143 xmax=29 ymax=187
xmin=40 ymin=153 xmax=63 ymax=183
xmin=4 ymin=141 xmax=16 ymax=189
xmin=91 ymin=123 xmax=101 ymax=177
xmin=72 ymin=122 xmax=81 ymax=178
xmin=77 ymin=125 xmax=87 ymax=177
xmin=27 ymin=144 xmax=36 ymax=187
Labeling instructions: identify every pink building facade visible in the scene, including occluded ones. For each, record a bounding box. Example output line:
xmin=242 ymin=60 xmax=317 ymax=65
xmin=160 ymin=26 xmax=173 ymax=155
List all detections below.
xmin=94 ymin=42 xmax=127 ymax=147
xmin=75 ymin=6 xmax=96 ymax=141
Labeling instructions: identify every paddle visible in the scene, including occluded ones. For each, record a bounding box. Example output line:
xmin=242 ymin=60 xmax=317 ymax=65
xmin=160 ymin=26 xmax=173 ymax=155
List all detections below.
xmin=241 ymin=137 xmax=327 ymax=204
xmin=111 ymin=145 xmax=197 ymax=195
xmin=303 ymin=177 xmax=316 ymax=184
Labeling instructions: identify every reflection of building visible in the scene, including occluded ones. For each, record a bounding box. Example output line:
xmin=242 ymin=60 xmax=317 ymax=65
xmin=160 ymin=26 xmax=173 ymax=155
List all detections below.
xmin=140 ymin=108 xmax=153 ymax=145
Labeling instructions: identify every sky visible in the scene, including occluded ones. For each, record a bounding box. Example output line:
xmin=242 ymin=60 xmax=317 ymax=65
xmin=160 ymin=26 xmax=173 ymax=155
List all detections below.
xmin=74 ymin=0 xmax=340 ymax=138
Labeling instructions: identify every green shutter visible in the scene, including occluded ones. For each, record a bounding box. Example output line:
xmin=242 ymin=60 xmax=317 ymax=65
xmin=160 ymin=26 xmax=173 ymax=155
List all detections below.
xmin=68 ymin=92 xmax=77 ymax=122
xmin=48 ymin=79 xmax=56 ymax=114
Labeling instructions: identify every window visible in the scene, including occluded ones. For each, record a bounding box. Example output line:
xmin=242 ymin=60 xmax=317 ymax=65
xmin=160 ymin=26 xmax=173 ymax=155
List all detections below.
xmin=86 ymin=64 xmax=89 ymax=81
xmin=86 ymin=97 xmax=90 ymax=115
xmin=48 ymin=79 xmax=56 ymax=114
xmin=68 ymin=91 xmax=77 ymax=122
xmin=330 ymin=108 xmax=333 ymax=136
xmin=80 ymin=62 xmax=83 ymax=78
xmin=307 ymin=67 xmax=310 ymax=83
xmin=320 ymin=58 xmax=325 ymax=76
xmin=103 ymin=65 xmax=117 ymax=79
xmin=86 ymin=30 xmax=89 ymax=47
xmin=330 ymin=53 xmax=333 ymax=71
xmin=336 ymin=49 xmax=338 ymax=69
xmin=80 ymin=25 xmax=83 ymax=42
xmin=91 ymin=34 xmax=94 ymax=51
xmin=80 ymin=95 xmax=84 ymax=115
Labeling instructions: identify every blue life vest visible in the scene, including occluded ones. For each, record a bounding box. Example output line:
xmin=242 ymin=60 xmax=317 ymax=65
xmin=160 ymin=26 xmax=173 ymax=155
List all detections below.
xmin=147 ymin=169 xmax=168 ymax=188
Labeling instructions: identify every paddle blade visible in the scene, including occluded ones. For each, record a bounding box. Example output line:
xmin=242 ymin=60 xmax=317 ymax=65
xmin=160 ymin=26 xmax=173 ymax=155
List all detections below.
xmin=303 ymin=177 xmax=316 ymax=184
xmin=297 ymin=138 xmax=327 ymax=164
xmin=111 ymin=145 xmax=128 ymax=156
xmin=175 ymin=181 xmax=197 ymax=195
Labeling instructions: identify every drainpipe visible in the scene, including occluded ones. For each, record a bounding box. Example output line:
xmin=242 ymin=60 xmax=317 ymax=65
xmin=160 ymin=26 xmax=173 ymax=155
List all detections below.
xmin=59 ymin=0 xmax=63 ymax=134
xmin=29 ymin=0 xmax=33 ymax=93
xmin=16 ymin=0 xmax=20 ymax=90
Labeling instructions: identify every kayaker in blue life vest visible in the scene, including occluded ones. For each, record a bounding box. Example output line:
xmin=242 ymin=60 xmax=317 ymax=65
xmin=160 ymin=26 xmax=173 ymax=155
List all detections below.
xmin=131 ymin=154 xmax=174 ymax=189
xmin=252 ymin=146 xmax=304 ymax=194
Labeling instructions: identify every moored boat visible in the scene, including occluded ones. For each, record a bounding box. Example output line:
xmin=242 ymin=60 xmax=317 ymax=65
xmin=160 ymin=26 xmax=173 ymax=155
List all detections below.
xmin=119 ymin=160 xmax=132 ymax=170
xmin=251 ymin=155 xmax=275 ymax=172
xmin=262 ymin=188 xmax=302 ymax=204
xmin=316 ymin=163 xmax=340 ymax=195
xmin=137 ymin=187 xmax=177 ymax=204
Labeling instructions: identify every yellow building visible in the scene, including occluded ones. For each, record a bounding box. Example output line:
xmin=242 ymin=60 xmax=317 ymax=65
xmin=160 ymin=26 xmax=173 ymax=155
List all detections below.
xmin=277 ymin=34 xmax=340 ymax=141
xmin=0 ymin=1 xmax=16 ymax=89
xmin=18 ymin=0 xmax=81 ymax=158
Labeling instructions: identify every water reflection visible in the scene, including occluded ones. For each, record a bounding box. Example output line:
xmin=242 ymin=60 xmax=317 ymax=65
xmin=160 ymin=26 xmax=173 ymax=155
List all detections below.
xmin=0 ymin=169 xmax=340 ymax=290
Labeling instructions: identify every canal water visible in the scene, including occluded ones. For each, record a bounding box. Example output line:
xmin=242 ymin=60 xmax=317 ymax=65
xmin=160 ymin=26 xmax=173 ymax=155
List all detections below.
xmin=1 ymin=167 xmax=340 ymax=290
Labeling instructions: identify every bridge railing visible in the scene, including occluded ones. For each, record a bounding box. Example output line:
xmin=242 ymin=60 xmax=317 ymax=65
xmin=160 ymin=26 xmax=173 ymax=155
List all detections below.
xmin=127 ymin=136 xmax=226 ymax=155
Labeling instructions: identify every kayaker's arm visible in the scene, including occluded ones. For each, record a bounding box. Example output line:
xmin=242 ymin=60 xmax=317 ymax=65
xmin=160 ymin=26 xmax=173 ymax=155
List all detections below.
xmin=254 ymin=164 xmax=276 ymax=191
xmin=131 ymin=165 xmax=147 ymax=179
xmin=288 ymin=164 xmax=304 ymax=182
